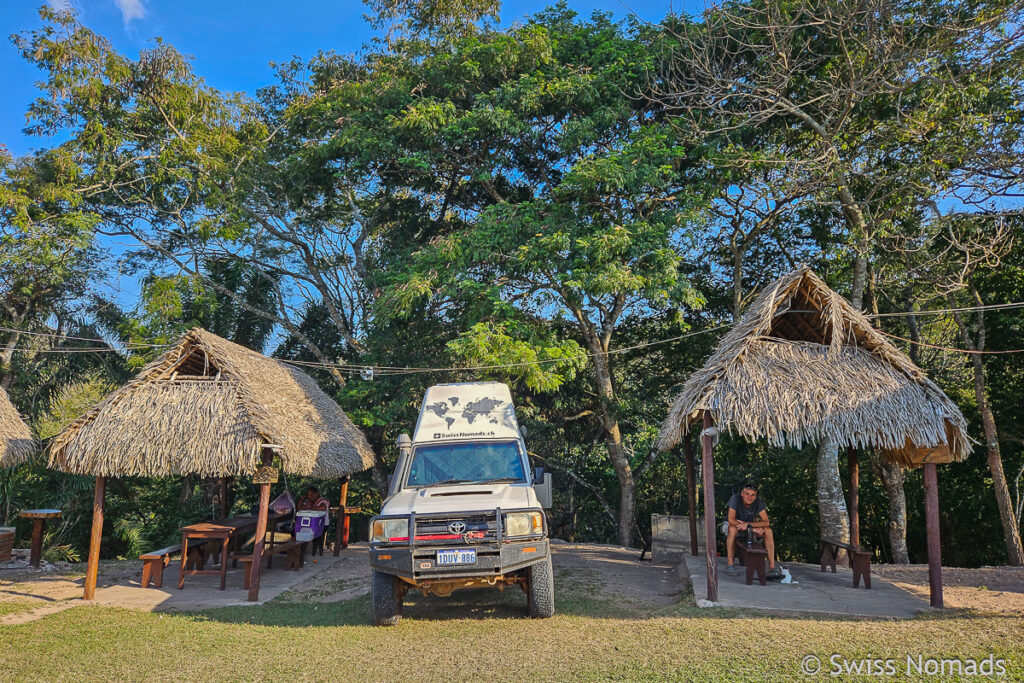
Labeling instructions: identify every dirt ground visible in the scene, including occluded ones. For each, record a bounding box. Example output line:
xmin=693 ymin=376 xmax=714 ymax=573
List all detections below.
xmin=0 ymin=559 xmax=135 ymax=602
xmin=872 ymin=564 xmax=1024 ymax=614
xmin=3 ymin=544 xmax=1021 ymax=620
xmin=278 ymin=541 xmax=681 ymax=608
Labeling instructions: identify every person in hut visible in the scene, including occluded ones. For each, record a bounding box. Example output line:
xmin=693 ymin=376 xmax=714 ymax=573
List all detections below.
xmin=296 ymin=487 xmax=331 ymax=554
xmin=298 ymin=487 xmax=329 ymax=512
xmin=724 ymin=482 xmax=782 ymax=579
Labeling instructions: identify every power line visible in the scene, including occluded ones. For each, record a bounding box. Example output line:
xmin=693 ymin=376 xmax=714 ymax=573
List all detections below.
xmin=0 ymin=324 xmax=172 ymax=349
xmin=867 ymin=301 xmax=1024 ymax=319
xmin=4 ymin=299 xmax=1024 ymax=372
xmin=875 ymin=329 xmax=1024 ymax=355
xmin=277 ymin=323 xmax=736 ymax=376
xmin=0 ymin=345 xmax=177 ymax=354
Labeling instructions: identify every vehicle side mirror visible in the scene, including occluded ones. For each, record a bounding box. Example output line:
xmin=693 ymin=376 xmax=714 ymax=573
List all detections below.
xmin=533 ymin=466 xmax=545 ymax=484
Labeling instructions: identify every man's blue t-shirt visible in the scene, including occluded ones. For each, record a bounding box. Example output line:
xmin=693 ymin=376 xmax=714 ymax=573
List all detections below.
xmin=727 ymin=492 xmax=767 ymax=523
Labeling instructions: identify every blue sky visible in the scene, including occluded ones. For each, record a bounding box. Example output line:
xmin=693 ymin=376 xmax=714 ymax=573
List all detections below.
xmin=1 ymin=0 xmax=698 ymax=320
xmin=2 ymin=0 xmax=696 ymax=157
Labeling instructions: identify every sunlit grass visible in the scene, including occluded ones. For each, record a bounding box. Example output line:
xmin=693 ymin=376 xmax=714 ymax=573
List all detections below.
xmin=0 ymin=570 xmax=1020 ymax=681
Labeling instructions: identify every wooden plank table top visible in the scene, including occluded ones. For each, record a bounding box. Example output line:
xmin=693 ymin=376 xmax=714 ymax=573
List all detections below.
xmin=20 ymin=509 xmax=62 ymax=519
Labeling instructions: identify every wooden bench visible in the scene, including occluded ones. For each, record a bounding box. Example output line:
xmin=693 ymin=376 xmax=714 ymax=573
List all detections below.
xmin=732 ymin=537 xmax=768 ymax=586
xmin=139 ymin=541 xmax=207 ymax=588
xmin=232 ymin=541 xmax=307 ymax=589
xmin=820 ymin=538 xmax=871 ymax=588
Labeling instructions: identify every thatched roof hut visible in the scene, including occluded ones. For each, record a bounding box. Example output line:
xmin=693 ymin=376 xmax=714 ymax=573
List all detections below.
xmin=0 ymin=386 xmax=36 ymax=467
xmin=658 ymin=266 xmax=970 ymax=466
xmin=49 ymin=328 xmax=374 ymax=478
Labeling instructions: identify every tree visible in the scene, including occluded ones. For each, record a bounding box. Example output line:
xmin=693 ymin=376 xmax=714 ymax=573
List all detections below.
xmin=651 ymin=0 xmax=1024 ymax=558
xmin=14 ymin=8 xmax=363 ymax=390
xmin=377 ymin=8 xmax=706 ymax=545
xmin=926 ymin=218 xmax=1023 ymax=564
xmin=0 ymin=150 xmax=103 ymax=388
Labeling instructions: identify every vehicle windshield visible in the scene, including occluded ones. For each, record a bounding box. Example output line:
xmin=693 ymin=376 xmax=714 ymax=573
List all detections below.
xmin=406 ymin=441 xmax=526 ymax=487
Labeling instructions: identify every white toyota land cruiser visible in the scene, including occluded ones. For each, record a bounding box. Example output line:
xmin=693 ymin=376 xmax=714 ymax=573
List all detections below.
xmin=369 ymin=382 xmax=554 ymax=625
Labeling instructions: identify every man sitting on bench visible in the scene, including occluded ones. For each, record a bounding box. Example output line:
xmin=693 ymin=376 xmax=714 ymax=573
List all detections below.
xmin=724 ymin=482 xmax=782 ymax=579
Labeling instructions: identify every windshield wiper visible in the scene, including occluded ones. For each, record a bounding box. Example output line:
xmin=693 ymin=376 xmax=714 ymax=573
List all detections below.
xmin=473 ymin=477 xmax=522 ymax=485
xmin=428 ymin=478 xmax=473 ymax=487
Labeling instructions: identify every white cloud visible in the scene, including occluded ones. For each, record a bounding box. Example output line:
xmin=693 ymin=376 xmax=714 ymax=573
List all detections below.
xmin=47 ymin=0 xmax=72 ymax=10
xmin=113 ymin=0 xmax=146 ymax=23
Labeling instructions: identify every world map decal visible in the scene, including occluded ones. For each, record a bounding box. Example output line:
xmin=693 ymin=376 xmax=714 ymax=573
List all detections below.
xmin=426 ymin=396 xmax=504 ymax=429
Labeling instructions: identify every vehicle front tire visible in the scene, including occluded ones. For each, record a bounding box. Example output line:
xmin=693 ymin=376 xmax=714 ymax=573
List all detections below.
xmin=527 ymin=556 xmax=555 ymax=619
xmin=372 ymin=570 xmax=403 ymax=626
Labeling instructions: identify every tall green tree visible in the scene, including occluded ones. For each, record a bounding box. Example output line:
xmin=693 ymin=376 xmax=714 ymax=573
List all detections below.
xmin=374 ymin=8 xmax=706 ymax=545
xmin=652 ymin=0 xmax=1024 ymax=561
xmin=0 ymin=149 xmax=103 ymax=388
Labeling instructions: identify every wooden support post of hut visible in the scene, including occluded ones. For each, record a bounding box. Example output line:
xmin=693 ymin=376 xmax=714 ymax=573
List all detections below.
xmin=46 ymin=328 xmax=374 ymax=601
xmin=84 ymin=477 xmax=106 ymax=600
xmin=219 ymin=477 xmax=230 ymax=519
xmin=657 ymin=267 xmax=971 ymax=608
xmin=684 ymin=432 xmax=698 ymax=557
xmin=923 ymin=462 xmax=943 ymax=608
xmin=701 ymin=411 xmax=717 ymax=602
xmin=848 ymin=447 xmax=860 ymax=549
xmin=248 ymin=449 xmax=277 ymax=602
xmin=334 ymin=474 xmax=351 ymax=556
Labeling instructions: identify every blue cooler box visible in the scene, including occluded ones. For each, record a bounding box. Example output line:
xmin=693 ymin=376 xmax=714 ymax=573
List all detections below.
xmin=295 ymin=510 xmax=328 ymax=541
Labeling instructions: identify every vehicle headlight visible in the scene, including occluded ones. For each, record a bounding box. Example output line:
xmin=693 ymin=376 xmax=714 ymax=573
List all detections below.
xmin=371 ymin=518 xmax=409 ymax=543
xmin=504 ymin=512 xmax=543 ymax=537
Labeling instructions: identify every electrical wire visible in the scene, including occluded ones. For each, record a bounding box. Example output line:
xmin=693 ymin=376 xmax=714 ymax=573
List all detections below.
xmin=875 ymin=329 xmax=1024 ymax=355
xmin=0 ymin=324 xmax=173 ymax=349
xmin=867 ymin=301 xmax=1024 ymax=319
xmin=4 ymin=299 xmax=1024 ymax=373
xmin=276 ymin=323 xmax=737 ymax=375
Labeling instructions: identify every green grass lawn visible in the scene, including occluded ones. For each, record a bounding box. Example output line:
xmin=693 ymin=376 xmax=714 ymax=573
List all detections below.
xmin=0 ymin=601 xmax=39 ymax=618
xmin=0 ymin=574 xmax=1020 ymax=681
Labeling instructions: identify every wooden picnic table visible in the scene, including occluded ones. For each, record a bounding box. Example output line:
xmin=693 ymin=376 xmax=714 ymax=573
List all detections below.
xmin=20 ymin=509 xmax=61 ymax=568
xmin=178 ymin=513 xmax=286 ymax=590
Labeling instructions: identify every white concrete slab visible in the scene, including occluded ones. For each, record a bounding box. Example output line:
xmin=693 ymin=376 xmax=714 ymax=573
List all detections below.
xmin=680 ymin=552 xmax=932 ymax=618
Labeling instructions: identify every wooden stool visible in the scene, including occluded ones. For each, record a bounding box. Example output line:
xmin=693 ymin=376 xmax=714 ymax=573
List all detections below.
xmin=820 ymin=539 xmax=872 ymax=589
xmin=732 ymin=538 xmax=768 ymax=585
xmin=740 ymin=546 xmax=768 ymax=585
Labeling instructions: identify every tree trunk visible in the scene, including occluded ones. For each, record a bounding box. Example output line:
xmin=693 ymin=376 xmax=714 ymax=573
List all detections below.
xmin=850 ymin=252 xmax=868 ymax=311
xmin=871 ymin=281 xmax=911 ymax=563
xmin=952 ymin=301 xmax=1024 ymax=565
xmin=817 ymin=439 xmax=850 ymax=559
xmin=880 ymin=462 xmax=910 ymax=563
xmin=731 ymin=246 xmax=744 ymax=322
xmin=0 ymin=331 xmax=22 ymax=390
xmin=970 ymin=360 xmax=1024 ymax=564
xmin=591 ymin=347 xmax=634 ymax=547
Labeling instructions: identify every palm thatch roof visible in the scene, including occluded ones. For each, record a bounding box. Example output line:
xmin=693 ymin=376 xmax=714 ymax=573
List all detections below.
xmin=49 ymin=328 xmax=374 ymax=478
xmin=0 ymin=386 xmax=36 ymax=467
xmin=658 ymin=266 xmax=970 ymax=467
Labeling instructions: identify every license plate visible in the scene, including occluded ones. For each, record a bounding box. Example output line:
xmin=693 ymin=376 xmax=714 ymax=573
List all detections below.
xmin=436 ymin=548 xmax=476 ymax=566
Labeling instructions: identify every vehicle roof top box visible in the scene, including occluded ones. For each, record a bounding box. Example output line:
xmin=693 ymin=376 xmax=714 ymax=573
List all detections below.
xmin=412 ymin=382 xmax=521 ymax=444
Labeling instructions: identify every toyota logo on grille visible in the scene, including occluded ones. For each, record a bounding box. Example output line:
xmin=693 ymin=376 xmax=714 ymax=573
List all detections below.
xmin=447 ymin=521 xmax=467 ymax=535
